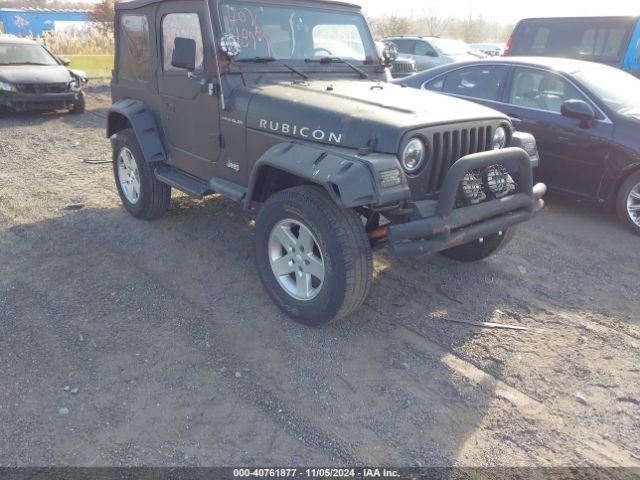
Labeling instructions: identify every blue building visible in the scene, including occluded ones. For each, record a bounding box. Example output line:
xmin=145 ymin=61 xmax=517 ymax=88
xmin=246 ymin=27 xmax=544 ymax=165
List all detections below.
xmin=0 ymin=8 xmax=88 ymax=36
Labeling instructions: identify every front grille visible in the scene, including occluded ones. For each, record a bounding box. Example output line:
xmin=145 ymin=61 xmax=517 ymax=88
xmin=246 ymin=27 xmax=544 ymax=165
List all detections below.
xmin=425 ymin=125 xmax=494 ymax=192
xmin=392 ymin=60 xmax=415 ymax=74
xmin=15 ymin=83 xmax=69 ymax=94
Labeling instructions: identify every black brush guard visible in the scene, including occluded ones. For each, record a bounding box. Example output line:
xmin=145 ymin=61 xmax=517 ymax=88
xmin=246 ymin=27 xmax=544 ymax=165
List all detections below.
xmin=388 ymin=147 xmax=547 ymax=257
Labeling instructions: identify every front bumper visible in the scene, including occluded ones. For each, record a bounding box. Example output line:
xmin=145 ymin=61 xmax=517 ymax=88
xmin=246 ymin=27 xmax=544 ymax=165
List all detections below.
xmin=387 ymin=147 xmax=546 ymax=257
xmin=0 ymin=91 xmax=78 ymax=112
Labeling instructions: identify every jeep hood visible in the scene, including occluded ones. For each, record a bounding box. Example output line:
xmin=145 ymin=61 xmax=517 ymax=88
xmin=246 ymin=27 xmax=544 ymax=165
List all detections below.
xmin=246 ymin=80 xmax=507 ymax=153
xmin=0 ymin=65 xmax=71 ymax=85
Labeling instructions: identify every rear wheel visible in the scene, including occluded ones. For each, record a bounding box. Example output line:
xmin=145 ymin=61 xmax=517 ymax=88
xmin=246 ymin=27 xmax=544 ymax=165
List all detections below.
xmin=112 ymin=128 xmax=171 ymax=220
xmin=439 ymin=228 xmax=516 ymax=262
xmin=617 ymin=171 xmax=640 ymax=236
xmin=255 ymin=186 xmax=373 ymax=326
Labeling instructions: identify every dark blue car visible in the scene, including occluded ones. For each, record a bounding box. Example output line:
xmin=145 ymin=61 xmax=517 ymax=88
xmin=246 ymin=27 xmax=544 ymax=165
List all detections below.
xmin=395 ymin=57 xmax=640 ymax=235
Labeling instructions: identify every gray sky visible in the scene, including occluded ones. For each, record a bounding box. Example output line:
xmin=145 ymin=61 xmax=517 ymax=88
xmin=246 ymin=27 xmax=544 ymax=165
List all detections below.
xmin=358 ymin=0 xmax=638 ymax=23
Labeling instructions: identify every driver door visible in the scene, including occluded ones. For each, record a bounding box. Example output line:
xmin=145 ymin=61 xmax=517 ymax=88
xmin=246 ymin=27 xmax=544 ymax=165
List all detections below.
xmin=156 ymin=1 xmax=220 ymax=180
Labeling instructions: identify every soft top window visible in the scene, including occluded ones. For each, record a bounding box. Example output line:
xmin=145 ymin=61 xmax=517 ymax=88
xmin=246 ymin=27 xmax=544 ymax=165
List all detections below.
xmin=119 ymin=14 xmax=152 ymax=82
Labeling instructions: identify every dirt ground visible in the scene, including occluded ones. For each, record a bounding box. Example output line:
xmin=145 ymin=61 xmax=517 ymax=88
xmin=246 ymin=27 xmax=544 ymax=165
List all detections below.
xmin=0 ymin=82 xmax=639 ymax=468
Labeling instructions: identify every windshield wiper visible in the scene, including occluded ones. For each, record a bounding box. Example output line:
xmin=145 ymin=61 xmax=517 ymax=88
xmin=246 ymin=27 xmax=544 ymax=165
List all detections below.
xmin=304 ymin=57 xmax=368 ymax=79
xmin=236 ymin=57 xmax=308 ymax=80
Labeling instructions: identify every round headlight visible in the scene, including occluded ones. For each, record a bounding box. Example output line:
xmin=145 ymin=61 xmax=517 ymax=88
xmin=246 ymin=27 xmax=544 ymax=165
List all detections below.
xmin=0 ymin=80 xmax=16 ymax=92
xmin=401 ymin=138 xmax=426 ymax=173
xmin=492 ymin=126 xmax=507 ymax=150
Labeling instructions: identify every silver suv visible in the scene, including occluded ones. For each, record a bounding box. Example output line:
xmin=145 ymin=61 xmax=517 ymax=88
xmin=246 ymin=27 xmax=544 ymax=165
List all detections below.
xmin=385 ymin=36 xmax=484 ymax=72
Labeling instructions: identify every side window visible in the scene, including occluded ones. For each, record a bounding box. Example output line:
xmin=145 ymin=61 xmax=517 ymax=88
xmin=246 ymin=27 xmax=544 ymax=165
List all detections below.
xmin=442 ymin=65 xmax=508 ymax=101
xmin=424 ymin=77 xmax=444 ymax=91
xmin=415 ymin=41 xmax=436 ymax=57
xmin=162 ymin=13 xmax=204 ymax=72
xmin=119 ymin=14 xmax=151 ymax=82
xmin=392 ymin=39 xmax=416 ymax=55
xmin=509 ymin=67 xmax=588 ymax=113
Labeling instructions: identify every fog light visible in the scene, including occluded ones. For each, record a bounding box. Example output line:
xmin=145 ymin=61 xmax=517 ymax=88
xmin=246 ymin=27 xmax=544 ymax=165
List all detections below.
xmin=461 ymin=170 xmax=486 ymax=204
xmin=484 ymin=165 xmax=514 ymax=197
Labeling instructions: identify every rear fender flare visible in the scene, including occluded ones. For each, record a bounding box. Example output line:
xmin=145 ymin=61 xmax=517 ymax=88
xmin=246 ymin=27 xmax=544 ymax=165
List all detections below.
xmin=107 ymin=99 xmax=166 ymax=163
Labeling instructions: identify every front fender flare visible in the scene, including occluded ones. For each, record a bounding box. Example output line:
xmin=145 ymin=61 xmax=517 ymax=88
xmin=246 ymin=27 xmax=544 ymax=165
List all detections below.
xmin=107 ymin=99 xmax=166 ymax=163
xmin=245 ymin=142 xmax=410 ymax=209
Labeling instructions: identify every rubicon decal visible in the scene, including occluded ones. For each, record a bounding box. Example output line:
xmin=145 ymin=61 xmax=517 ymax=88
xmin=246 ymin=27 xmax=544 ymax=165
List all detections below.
xmin=258 ymin=119 xmax=343 ymax=144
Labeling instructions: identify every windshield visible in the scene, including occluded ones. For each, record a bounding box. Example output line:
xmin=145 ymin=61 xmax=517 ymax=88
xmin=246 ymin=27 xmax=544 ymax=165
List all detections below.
xmin=510 ymin=18 xmax=635 ymax=63
xmin=574 ymin=66 xmax=640 ymax=115
xmin=0 ymin=43 xmax=58 ymax=66
xmin=431 ymin=39 xmax=470 ymax=56
xmin=219 ymin=2 xmax=377 ymax=63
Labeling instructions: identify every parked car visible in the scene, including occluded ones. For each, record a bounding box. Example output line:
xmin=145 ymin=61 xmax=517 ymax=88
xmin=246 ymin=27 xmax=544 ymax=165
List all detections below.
xmin=395 ymin=57 xmax=640 ymax=235
xmin=505 ymin=16 xmax=640 ymax=78
xmin=0 ymin=36 xmax=86 ymax=113
xmin=383 ymin=36 xmax=483 ymax=71
xmin=107 ymin=0 xmax=545 ymax=326
xmin=375 ymin=41 xmax=416 ymax=78
xmin=471 ymin=43 xmax=505 ymax=57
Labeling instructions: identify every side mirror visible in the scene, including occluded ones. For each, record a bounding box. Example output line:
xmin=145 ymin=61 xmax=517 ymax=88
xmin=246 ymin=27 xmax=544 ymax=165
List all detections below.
xmin=426 ymin=50 xmax=438 ymax=58
xmin=561 ymin=99 xmax=596 ymax=128
xmin=381 ymin=41 xmax=399 ymax=66
xmin=171 ymin=37 xmax=197 ymax=71
xmin=58 ymin=56 xmax=71 ymax=66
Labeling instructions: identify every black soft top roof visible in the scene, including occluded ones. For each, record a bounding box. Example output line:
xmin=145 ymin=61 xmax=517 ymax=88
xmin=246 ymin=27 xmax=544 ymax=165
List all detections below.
xmin=116 ymin=0 xmax=361 ymax=11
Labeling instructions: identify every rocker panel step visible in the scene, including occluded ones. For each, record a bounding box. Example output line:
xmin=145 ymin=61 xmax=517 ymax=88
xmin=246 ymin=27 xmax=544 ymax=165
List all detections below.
xmin=154 ymin=165 xmax=214 ymax=199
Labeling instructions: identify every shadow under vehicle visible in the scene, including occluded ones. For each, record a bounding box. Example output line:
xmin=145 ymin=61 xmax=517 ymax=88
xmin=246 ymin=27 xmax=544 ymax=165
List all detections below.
xmin=0 ymin=36 xmax=87 ymax=113
xmin=107 ymin=0 xmax=545 ymax=326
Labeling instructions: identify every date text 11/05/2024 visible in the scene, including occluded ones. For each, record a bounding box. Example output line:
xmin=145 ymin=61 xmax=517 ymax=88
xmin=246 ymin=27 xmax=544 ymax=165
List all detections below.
xmin=233 ymin=468 xmax=401 ymax=478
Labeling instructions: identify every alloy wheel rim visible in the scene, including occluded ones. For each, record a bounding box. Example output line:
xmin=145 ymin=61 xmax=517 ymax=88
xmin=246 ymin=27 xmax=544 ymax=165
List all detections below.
xmin=268 ymin=219 xmax=325 ymax=301
xmin=117 ymin=147 xmax=141 ymax=205
xmin=627 ymin=182 xmax=640 ymax=227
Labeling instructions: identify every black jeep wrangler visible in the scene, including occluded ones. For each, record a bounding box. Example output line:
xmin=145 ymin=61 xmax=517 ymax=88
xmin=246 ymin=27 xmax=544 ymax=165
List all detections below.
xmin=108 ymin=0 xmax=546 ymax=326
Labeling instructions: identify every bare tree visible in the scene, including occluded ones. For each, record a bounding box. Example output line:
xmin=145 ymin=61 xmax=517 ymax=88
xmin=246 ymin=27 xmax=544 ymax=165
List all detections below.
xmin=420 ymin=4 xmax=452 ymax=37
xmin=88 ymin=0 xmax=115 ymax=34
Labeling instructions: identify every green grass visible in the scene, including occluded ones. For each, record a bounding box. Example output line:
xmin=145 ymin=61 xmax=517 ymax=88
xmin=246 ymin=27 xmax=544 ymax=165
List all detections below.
xmin=65 ymin=55 xmax=114 ymax=79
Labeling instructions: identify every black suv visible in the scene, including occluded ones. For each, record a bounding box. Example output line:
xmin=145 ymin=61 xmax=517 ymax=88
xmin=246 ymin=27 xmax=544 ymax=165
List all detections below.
xmin=108 ymin=0 xmax=546 ymax=326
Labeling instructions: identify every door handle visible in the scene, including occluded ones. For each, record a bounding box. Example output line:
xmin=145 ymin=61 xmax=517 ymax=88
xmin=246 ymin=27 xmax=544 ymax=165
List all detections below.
xmin=164 ymin=102 xmax=175 ymax=113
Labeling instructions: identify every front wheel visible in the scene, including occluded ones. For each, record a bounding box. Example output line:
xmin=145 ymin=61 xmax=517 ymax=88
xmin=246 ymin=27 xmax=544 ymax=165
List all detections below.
xmin=616 ymin=171 xmax=640 ymax=236
xmin=255 ymin=186 xmax=373 ymax=326
xmin=439 ymin=228 xmax=516 ymax=262
xmin=70 ymin=90 xmax=85 ymax=114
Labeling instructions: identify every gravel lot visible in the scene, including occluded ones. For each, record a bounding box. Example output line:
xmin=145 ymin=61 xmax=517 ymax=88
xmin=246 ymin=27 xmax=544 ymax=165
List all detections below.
xmin=0 ymin=82 xmax=639 ymax=467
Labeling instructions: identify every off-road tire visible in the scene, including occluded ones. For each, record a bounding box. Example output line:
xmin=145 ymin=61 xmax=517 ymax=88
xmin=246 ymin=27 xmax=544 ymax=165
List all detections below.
xmin=112 ymin=128 xmax=171 ymax=220
xmin=439 ymin=228 xmax=516 ymax=262
xmin=255 ymin=186 xmax=373 ymax=326
xmin=616 ymin=171 xmax=640 ymax=236
xmin=71 ymin=90 xmax=85 ymax=114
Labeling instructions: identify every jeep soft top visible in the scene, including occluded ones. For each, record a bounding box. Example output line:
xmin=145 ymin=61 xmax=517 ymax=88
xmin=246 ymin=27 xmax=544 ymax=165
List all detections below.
xmin=107 ymin=0 xmax=546 ymax=325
